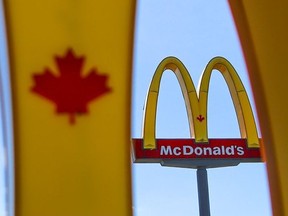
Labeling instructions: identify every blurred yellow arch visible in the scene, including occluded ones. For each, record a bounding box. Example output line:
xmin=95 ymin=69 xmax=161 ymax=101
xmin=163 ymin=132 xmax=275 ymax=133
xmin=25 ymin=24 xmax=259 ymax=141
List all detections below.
xmin=229 ymin=1 xmax=288 ymax=215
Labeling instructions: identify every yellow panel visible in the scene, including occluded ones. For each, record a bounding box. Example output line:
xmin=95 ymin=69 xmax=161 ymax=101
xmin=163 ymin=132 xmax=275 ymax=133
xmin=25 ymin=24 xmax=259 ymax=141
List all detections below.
xmin=3 ymin=1 xmax=135 ymax=215
xmin=229 ymin=1 xmax=288 ymax=215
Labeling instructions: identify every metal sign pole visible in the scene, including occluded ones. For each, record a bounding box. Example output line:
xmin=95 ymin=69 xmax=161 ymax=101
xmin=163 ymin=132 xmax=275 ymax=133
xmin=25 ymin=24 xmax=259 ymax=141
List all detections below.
xmin=197 ymin=168 xmax=211 ymax=216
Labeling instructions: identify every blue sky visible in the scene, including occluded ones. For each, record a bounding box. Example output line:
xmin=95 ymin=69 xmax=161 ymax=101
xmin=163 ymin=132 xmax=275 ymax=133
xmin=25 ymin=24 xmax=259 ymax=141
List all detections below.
xmin=0 ymin=1 xmax=13 ymax=215
xmin=132 ymin=1 xmax=271 ymax=215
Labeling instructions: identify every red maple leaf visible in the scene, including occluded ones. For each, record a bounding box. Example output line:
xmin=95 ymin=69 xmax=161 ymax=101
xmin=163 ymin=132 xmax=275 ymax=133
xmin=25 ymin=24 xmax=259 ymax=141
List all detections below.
xmin=31 ymin=48 xmax=112 ymax=124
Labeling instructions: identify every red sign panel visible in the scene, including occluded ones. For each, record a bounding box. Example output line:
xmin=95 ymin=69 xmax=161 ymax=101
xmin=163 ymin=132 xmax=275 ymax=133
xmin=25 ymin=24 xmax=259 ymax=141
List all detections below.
xmin=132 ymin=139 xmax=262 ymax=163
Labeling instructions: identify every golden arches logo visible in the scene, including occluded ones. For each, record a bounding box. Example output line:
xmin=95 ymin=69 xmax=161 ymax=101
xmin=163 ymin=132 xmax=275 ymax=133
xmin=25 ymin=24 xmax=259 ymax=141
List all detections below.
xmin=143 ymin=56 xmax=259 ymax=149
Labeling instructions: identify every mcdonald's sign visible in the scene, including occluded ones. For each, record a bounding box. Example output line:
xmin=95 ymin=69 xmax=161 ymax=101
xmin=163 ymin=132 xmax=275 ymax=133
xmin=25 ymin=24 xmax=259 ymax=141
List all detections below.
xmin=132 ymin=57 xmax=262 ymax=168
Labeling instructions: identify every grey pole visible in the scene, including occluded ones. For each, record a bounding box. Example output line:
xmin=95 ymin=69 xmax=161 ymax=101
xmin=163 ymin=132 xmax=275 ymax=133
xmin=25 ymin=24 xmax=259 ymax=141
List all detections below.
xmin=197 ymin=168 xmax=210 ymax=216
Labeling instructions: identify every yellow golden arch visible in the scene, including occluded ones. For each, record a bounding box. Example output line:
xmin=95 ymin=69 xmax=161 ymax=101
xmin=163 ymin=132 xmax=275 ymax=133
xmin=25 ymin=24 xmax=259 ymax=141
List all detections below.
xmin=143 ymin=57 xmax=259 ymax=149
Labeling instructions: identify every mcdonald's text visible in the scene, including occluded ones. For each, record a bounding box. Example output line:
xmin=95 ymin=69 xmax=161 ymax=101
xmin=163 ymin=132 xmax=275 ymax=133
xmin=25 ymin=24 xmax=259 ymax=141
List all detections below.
xmin=160 ymin=145 xmax=244 ymax=157
xmin=132 ymin=139 xmax=262 ymax=162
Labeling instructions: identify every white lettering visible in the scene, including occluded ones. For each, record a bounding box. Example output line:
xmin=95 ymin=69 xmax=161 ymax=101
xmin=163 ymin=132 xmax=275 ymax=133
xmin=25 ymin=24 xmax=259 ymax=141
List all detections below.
xmin=159 ymin=145 xmax=246 ymax=157
xmin=226 ymin=146 xmax=235 ymax=155
xmin=194 ymin=147 xmax=203 ymax=155
xmin=213 ymin=147 xmax=221 ymax=155
xmin=221 ymin=146 xmax=226 ymax=155
xmin=160 ymin=146 xmax=172 ymax=155
xmin=203 ymin=147 xmax=212 ymax=155
xmin=183 ymin=146 xmax=193 ymax=155
xmin=237 ymin=147 xmax=244 ymax=155
xmin=173 ymin=147 xmax=182 ymax=156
